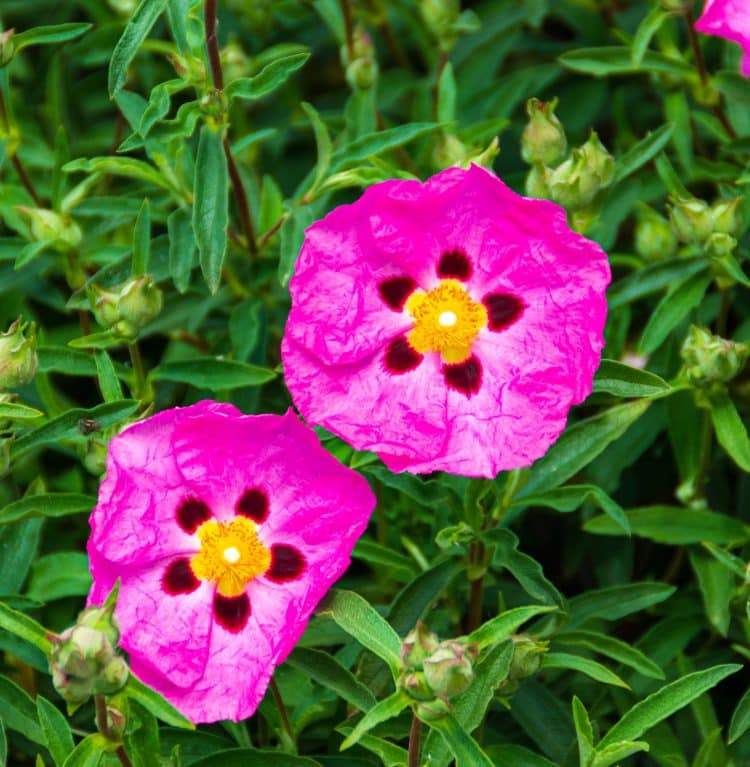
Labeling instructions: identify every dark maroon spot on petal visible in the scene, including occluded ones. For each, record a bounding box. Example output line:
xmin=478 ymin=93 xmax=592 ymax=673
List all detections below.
xmin=378 ymin=276 xmax=416 ymax=311
xmin=483 ymin=293 xmax=524 ymax=332
xmin=443 ymin=355 xmax=482 ymax=396
xmin=236 ymin=488 xmax=269 ymax=524
xmin=176 ymin=497 xmax=212 ymax=534
xmin=267 ymin=544 xmax=306 ymax=582
xmin=213 ymin=592 xmax=250 ymax=633
xmin=385 ymin=336 xmax=423 ymax=374
xmin=438 ymin=249 xmax=472 ymax=280
xmin=163 ymin=558 xmax=200 ymax=595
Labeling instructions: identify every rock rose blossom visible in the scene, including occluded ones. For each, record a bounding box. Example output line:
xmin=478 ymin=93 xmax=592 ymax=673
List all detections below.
xmin=282 ymin=165 xmax=610 ymax=477
xmin=695 ymin=0 xmax=750 ymax=77
xmin=87 ymin=402 xmax=375 ymax=723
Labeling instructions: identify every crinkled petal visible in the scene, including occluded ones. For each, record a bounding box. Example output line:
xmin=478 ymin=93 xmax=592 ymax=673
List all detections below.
xmin=695 ymin=0 xmax=750 ymax=77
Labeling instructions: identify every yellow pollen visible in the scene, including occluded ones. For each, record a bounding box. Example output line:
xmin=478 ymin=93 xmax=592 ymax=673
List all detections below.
xmin=405 ymin=279 xmax=487 ymax=363
xmin=190 ymin=517 xmax=271 ymax=597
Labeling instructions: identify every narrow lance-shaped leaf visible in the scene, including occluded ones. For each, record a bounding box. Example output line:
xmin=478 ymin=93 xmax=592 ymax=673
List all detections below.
xmin=428 ymin=713 xmax=495 ymax=767
xmin=593 ymin=359 xmax=672 ymax=399
xmin=572 ymin=697 xmax=594 ymax=767
xmin=36 ymin=697 xmax=74 ymax=767
xmin=131 ymin=198 xmax=150 ymax=275
xmin=729 ymin=686 xmax=750 ymax=743
xmin=710 ymin=390 xmax=750 ymax=471
xmin=468 ymin=606 xmax=557 ymax=649
xmin=301 ymin=102 xmax=333 ymax=195
xmin=13 ymin=23 xmax=91 ymax=53
xmin=542 ymin=652 xmax=630 ymax=689
xmin=193 ymin=123 xmax=229 ymax=295
xmin=226 ymin=52 xmax=311 ymax=101
xmin=0 ymin=601 xmax=53 ymax=653
xmin=167 ymin=207 xmax=195 ymax=294
xmin=340 ymin=692 xmax=410 ymax=750
xmin=125 ymin=674 xmax=195 ymax=729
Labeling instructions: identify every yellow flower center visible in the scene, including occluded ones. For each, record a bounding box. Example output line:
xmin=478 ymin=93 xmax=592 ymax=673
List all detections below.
xmin=405 ymin=279 xmax=487 ymax=363
xmin=190 ymin=517 xmax=271 ymax=597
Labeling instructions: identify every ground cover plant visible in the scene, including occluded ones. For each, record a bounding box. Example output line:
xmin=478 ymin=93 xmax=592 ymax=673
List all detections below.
xmin=1 ymin=0 xmax=750 ymax=765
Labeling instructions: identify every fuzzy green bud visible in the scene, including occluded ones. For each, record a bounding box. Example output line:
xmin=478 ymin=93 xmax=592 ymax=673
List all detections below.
xmin=93 ymin=275 xmax=163 ymax=341
xmin=635 ymin=206 xmax=677 ymax=262
xmin=0 ymin=318 xmax=38 ymax=389
xmin=705 ymin=232 xmax=737 ymax=259
xmin=107 ymin=0 xmax=138 ymax=14
xmin=669 ymin=197 xmax=713 ymax=245
xmin=401 ymin=622 xmax=439 ymax=669
xmin=399 ymin=670 xmax=434 ymax=701
xmin=0 ymin=29 xmax=15 ymax=68
xmin=681 ymin=325 xmax=749 ymax=391
xmin=711 ymin=197 xmax=742 ymax=237
xmin=422 ymin=640 xmax=478 ymax=700
xmin=415 ymin=696 xmax=452 ymax=722
xmin=343 ymin=27 xmax=378 ymax=90
xmin=419 ymin=0 xmax=460 ymax=46
xmin=521 ymin=98 xmax=567 ymax=166
xmin=508 ymin=635 xmax=548 ymax=682
xmin=105 ymin=693 xmax=129 ymax=741
xmin=546 ymin=132 xmax=613 ymax=211
xmin=16 ymin=207 xmax=82 ymax=253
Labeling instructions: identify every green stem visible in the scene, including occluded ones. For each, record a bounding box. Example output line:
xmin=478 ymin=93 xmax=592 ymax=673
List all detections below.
xmin=408 ymin=714 xmax=422 ymax=767
xmin=694 ymin=409 xmax=714 ymax=496
xmin=270 ymin=677 xmax=295 ymax=749
xmin=128 ymin=342 xmax=146 ymax=400
xmin=0 ymin=87 xmax=43 ymax=206
xmin=95 ymin=695 xmax=134 ymax=767
xmin=340 ymin=0 xmax=355 ymax=62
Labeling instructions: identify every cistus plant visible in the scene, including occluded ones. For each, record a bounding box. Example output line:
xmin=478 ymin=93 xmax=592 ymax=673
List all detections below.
xmin=1 ymin=1 xmax=750 ymax=766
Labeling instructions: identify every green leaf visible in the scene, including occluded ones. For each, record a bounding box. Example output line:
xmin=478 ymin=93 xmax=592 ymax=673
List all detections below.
xmin=60 ymin=734 xmax=107 ymax=767
xmin=598 ymin=664 xmax=741 ymax=748
xmin=429 ymin=713 xmax=495 ymax=767
xmin=0 ymin=676 xmax=42 ymax=743
xmin=437 ymin=62 xmax=457 ymax=124
xmin=689 ymin=547 xmax=734 ymax=636
xmin=638 ymin=270 xmax=712 ymax=355
xmin=0 ymin=601 xmax=53 ymax=653
xmin=485 ymin=745 xmax=556 ymax=767
xmin=567 ymin=582 xmax=675 ymax=627
xmin=193 ymin=123 xmax=229 ymax=294
xmin=150 ymin=358 xmax=276 ymax=389
xmin=543 ymin=652 xmax=630 ymax=689
xmin=226 ymin=52 xmax=310 ymax=101
xmin=584 ymin=505 xmax=749 ymax=545
xmin=484 ymin=528 xmax=563 ymax=606
xmin=559 ymin=47 xmax=692 ymax=77
xmin=132 ymin=198 xmax=151 ymax=275
xmin=572 ymin=697 xmax=594 ymax=767
xmin=108 ymin=0 xmax=169 ymax=97
xmin=302 ymin=102 xmax=333 ymax=194
xmin=0 ymin=401 xmax=43 ymax=420
xmin=334 ymin=727 xmax=408 ymax=767
xmin=64 ymin=157 xmax=179 ymax=196
xmin=654 ymin=152 xmax=691 ymax=199
xmin=0 ymin=519 xmax=43 ymax=594
xmin=631 ymin=8 xmax=669 ymax=67
xmin=729 ymin=686 xmax=750 ymax=743
xmin=124 ymin=700 xmax=160 ymax=767
xmin=468 ymin=606 xmax=557 ymax=649
xmin=710 ymin=390 xmax=750 ymax=471
xmin=287 ymin=647 xmax=377 ymax=712
xmin=36 ymin=697 xmax=74 ymax=767
xmin=28 ymin=552 xmax=92 ymax=602
xmin=94 ymin=350 xmax=124 ymax=402
xmin=518 ymin=400 xmax=651 ymax=497
xmin=68 ymin=331 xmax=121 ymax=350
xmin=13 ymin=23 xmax=91 ymax=53
xmin=190 ymin=750 xmax=322 ymax=767
xmin=353 ymin=539 xmax=418 ymax=580
xmin=592 ymin=741 xmax=649 ymax=767
xmin=554 ymin=630 xmax=664 ymax=680
xmin=0 ymin=718 xmax=6 ymax=767
xmin=321 ymin=591 xmax=403 ymax=678
xmin=330 ymin=123 xmax=439 ymax=171
xmin=125 ymin=674 xmax=195 ymax=729
xmin=168 ymin=206 xmax=196 ymax=293
xmin=513 ymin=484 xmax=630 ymax=536
xmin=608 ymin=256 xmax=706 ymax=309
xmin=278 ymin=206 xmax=315 ymax=286
xmin=593 ymin=359 xmax=672 ymax=399
xmin=613 ymin=123 xmax=674 ymax=184
xmin=340 ymin=692 xmax=409 ymax=750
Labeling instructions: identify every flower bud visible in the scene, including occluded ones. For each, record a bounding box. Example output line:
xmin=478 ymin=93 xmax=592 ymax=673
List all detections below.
xmin=92 ymin=275 xmax=163 ymax=341
xmin=221 ymin=42 xmax=250 ymax=85
xmin=199 ymin=89 xmax=229 ymax=124
xmin=658 ymin=0 xmax=692 ymax=11
xmin=81 ymin=436 xmax=109 ymax=476
xmin=399 ymin=670 xmax=434 ymax=701
xmin=419 ymin=0 xmax=460 ymax=46
xmin=422 ymin=639 xmax=478 ymax=699
xmin=705 ymin=232 xmax=737 ymax=259
xmin=107 ymin=0 xmax=138 ymax=14
xmin=16 ymin=207 xmax=82 ymax=253
xmin=343 ymin=27 xmax=378 ymax=90
xmin=546 ymin=132 xmax=613 ymax=211
xmin=0 ymin=29 xmax=15 ymax=68
xmin=711 ymin=197 xmax=742 ymax=237
xmin=401 ymin=622 xmax=439 ymax=669
xmin=521 ymin=98 xmax=567 ymax=166
xmin=105 ymin=693 xmax=129 ymax=741
xmin=681 ymin=325 xmax=749 ymax=390
xmin=169 ymin=52 xmax=207 ymax=83
xmin=48 ymin=600 xmax=128 ymax=705
xmin=508 ymin=635 xmax=548 ymax=682
xmin=0 ymin=318 xmax=38 ymax=389
xmin=525 ymin=164 xmax=550 ymax=199
xmin=669 ymin=197 xmax=713 ymax=245
xmin=635 ymin=205 xmax=677 ymax=262
xmin=415 ymin=696 xmax=452 ymax=722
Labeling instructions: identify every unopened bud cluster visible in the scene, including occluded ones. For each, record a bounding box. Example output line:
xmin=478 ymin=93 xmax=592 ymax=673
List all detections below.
xmin=17 ymin=206 xmax=82 ymax=253
xmin=681 ymin=325 xmax=749 ymax=399
xmin=48 ymin=602 xmax=129 ymax=705
xmin=92 ymin=274 xmax=163 ymax=342
xmin=398 ymin=623 xmax=478 ymax=721
xmin=0 ymin=317 xmax=38 ymax=390
xmin=668 ymin=196 xmax=741 ymax=258
xmin=419 ymin=0 xmax=479 ymax=53
xmin=521 ymin=98 xmax=614 ymax=222
xmin=342 ymin=26 xmax=378 ymax=91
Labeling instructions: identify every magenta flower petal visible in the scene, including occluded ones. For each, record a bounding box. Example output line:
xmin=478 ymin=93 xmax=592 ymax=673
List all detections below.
xmin=87 ymin=403 xmax=375 ymax=723
xmin=282 ymin=165 xmax=610 ymax=477
xmin=695 ymin=0 xmax=750 ymax=77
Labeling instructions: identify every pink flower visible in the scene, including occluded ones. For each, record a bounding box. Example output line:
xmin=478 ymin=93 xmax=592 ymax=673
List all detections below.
xmin=87 ymin=402 xmax=375 ymax=723
xmin=282 ymin=165 xmax=609 ymax=478
xmin=695 ymin=0 xmax=750 ymax=77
